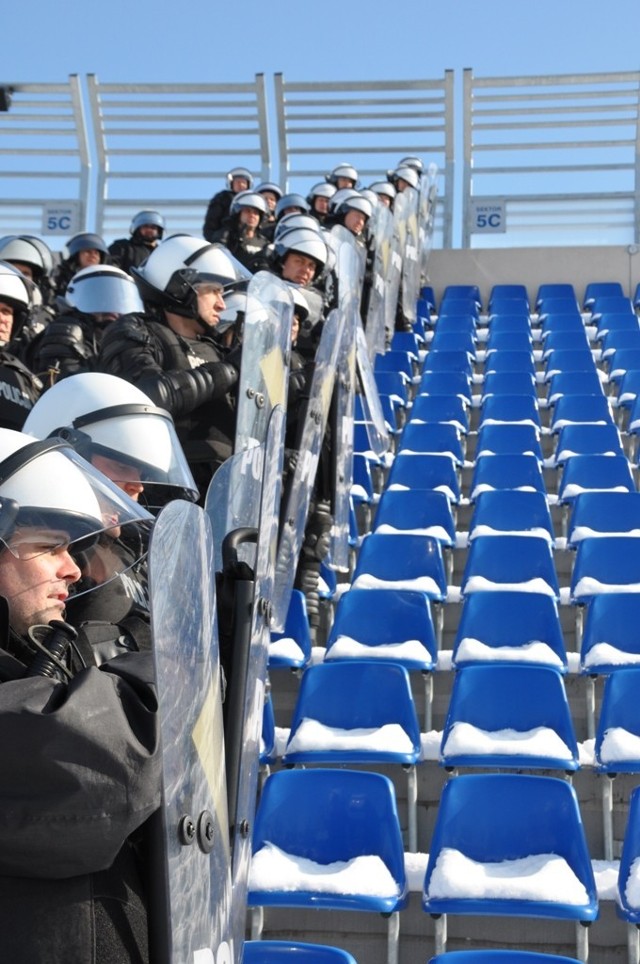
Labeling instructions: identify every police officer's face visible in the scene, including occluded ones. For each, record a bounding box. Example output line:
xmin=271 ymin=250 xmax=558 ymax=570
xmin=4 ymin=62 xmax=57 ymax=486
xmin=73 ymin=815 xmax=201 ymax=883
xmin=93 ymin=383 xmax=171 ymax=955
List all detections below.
xmin=0 ymin=301 xmax=14 ymax=344
xmin=344 ymin=210 xmax=366 ymax=236
xmin=231 ymin=176 xmax=250 ymax=193
xmin=376 ymin=193 xmax=392 ymax=208
xmin=91 ymin=454 xmax=144 ymax=503
xmin=196 ymin=283 xmax=226 ymax=328
xmin=313 ymin=196 xmax=330 ymax=215
xmin=0 ymin=529 xmax=81 ymax=635
xmin=260 ymin=191 xmax=278 ymax=212
xmin=281 ymin=252 xmax=317 ymax=286
xmin=78 ymin=249 xmax=102 ymax=268
xmin=239 ymin=207 xmax=261 ymax=229
xmin=336 ymin=177 xmax=356 ymax=190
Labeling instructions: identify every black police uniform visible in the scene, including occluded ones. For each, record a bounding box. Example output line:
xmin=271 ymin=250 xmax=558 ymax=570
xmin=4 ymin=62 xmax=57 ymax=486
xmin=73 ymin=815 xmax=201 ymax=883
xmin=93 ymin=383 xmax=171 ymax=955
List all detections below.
xmin=202 ymin=189 xmax=234 ymax=242
xmin=0 ymin=603 xmax=160 ymax=964
xmin=98 ymin=312 xmax=238 ymax=499
xmin=209 ymin=220 xmax=269 ymax=270
xmin=0 ymin=351 xmax=42 ymax=430
xmin=108 ymin=236 xmax=158 ymax=276
xmin=30 ymin=308 xmax=106 ymax=382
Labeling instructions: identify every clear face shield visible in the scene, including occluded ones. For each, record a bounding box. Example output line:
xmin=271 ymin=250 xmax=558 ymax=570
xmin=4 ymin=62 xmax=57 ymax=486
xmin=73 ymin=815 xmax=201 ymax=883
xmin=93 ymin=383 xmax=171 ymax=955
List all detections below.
xmin=65 ymin=269 xmax=144 ymax=316
xmin=0 ymin=438 xmax=154 ymax=599
xmin=56 ymin=403 xmax=199 ymax=512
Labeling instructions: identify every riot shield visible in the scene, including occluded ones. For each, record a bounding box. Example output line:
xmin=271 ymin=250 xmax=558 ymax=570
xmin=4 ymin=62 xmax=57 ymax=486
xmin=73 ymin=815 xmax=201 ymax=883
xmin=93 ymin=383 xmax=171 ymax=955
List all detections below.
xmin=400 ymin=184 xmax=420 ymax=324
xmin=419 ymin=163 xmax=439 ymax=285
xmin=329 ymin=234 xmax=361 ymax=573
xmin=149 ymin=498 xmax=232 ymax=964
xmin=271 ymin=307 xmax=344 ymax=631
xmin=206 ymin=406 xmax=286 ymax=958
xmin=355 ymin=318 xmax=391 ymax=458
xmin=365 ymin=202 xmax=394 ymax=361
xmin=234 ymin=271 xmax=293 ymax=455
xmin=384 ymin=199 xmax=404 ymax=341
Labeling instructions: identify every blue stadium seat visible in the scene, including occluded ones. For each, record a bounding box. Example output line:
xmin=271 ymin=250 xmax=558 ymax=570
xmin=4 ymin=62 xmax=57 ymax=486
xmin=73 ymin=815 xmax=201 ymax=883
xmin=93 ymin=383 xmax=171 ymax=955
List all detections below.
xmin=325 ymin=587 xmax=437 ymax=672
xmin=478 ymin=393 xmax=541 ymax=429
xmin=539 ymin=303 xmax=583 ymax=325
xmin=269 ymin=588 xmax=312 ymax=670
xmin=583 ymin=281 xmax=625 ymax=309
xmin=557 ymin=454 xmax=635 ymax=506
xmin=422 ymin=774 xmax=597 ymax=958
xmin=417 ymin=370 xmax=473 ymax=404
xmin=408 ymin=393 xmax=470 ymax=433
xmin=553 ymin=423 xmax=625 ymax=466
xmin=282 ymin=660 xmax=422 ymax=850
xmin=397 ymin=421 xmax=465 ymax=464
xmin=579 ymin=593 xmax=640 ymax=674
xmin=590 ymin=296 xmax=635 ymax=324
xmin=428 ymin=330 xmax=477 ymax=356
xmin=461 ymin=535 xmax=559 ymax=599
xmin=351 ymin=532 xmax=448 ymax=601
xmin=567 ymin=491 xmax=640 ymax=547
xmin=469 ymin=453 xmax=546 ymax=501
xmin=390 ymin=329 xmax=422 ymax=358
xmin=536 ymin=283 xmax=578 ymax=309
xmin=440 ymin=664 xmax=579 ymax=771
xmin=615 ymin=786 xmax=640 ymax=930
xmin=599 ymin=327 xmax=640 ymax=359
xmin=543 ymin=348 xmax=597 ymax=382
xmin=374 ymin=369 xmax=411 ymax=408
xmin=244 ymin=942 xmax=358 ymax=964
xmin=489 ymin=283 xmax=530 ymax=307
xmin=484 ymin=315 xmax=533 ymax=335
xmin=483 ymin=349 xmax=536 ymax=377
xmin=594 ymin=668 xmax=640 ymax=774
xmin=248 ymin=769 xmax=409 ymax=964
xmin=260 ymin=690 xmax=276 ymax=768
xmin=387 ymin=453 xmax=461 ymax=503
xmin=546 ymin=370 xmax=605 ymax=405
xmin=549 ymin=394 xmax=615 ymax=432
xmin=468 ymin=490 xmax=554 ymax=543
xmin=570 ymin=536 xmax=640 ymax=603
xmin=452 ymin=590 xmax=567 ymax=671
xmin=374 ymin=488 xmax=456 ymax=548
xmin=607 ymin=348 xmax=640 ymax=386
xmin=541 ymin=330 xmax=591 ymax=357
xmin=484 ymin=331 xmax=533 ymax=354
xmin=441 ymin=284 xmax=482 ymax=309
xmin=429 ymin=952 xmax=582 ymax=964
xmin=594 ymin=312 xmax=639 ymax=341
xmin=481 ymin=371 xmax=538 ymax=398
xmin=615 ymin=369 xmax=640 ymax=419
xmin=539 ymin=314 xmax=585 ymax=338
xmin=475 ymin=423 xmax=543 ymax=461
xmin=374 ymin=350 xmax=415 ymax=381
xmin=422 ymin=349 xmax=475 ymax=379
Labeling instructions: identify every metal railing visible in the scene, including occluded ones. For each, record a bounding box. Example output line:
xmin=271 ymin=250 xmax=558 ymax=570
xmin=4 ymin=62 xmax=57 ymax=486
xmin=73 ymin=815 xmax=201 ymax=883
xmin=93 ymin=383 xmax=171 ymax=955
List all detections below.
xmin=462 ymin=68 xmax=640 ymax=247
xmin=3 ymin=70 xmax=640 ymax=249
xmin=0 ymin=76 xmax=90 ymax=239
xmin=274 ymin=73 xmax=455 ymax=248
xmin=86 ymin=74 xmax=271 ymax=240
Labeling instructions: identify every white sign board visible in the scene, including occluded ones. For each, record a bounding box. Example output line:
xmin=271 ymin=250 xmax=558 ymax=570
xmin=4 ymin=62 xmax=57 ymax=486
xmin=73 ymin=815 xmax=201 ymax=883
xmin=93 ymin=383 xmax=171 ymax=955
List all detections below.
xmin=469 ymin=198 xmax=506 ymax=234
xmin=41 ymin=202 xmax=81 ymax=236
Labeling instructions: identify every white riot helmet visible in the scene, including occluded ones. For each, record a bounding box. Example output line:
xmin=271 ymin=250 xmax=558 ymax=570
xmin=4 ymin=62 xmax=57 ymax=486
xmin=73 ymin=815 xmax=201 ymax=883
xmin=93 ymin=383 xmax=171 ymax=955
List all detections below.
xmin=255 ymin=181 xmax=283 ymax=201
xmin=273 ymin=213 xmax=323 ymax=241
xmin=0 ymin=236 xmax=49 ymax=285
xmin=0 ymin=428 xmax=153 ymax=594
xmin=327 ymin=188 xmax=360 ymax=215
xmin=307 ymin=182 xmax=337 ymax=205
xmin=388 ymin=165 xmax=420 ymax=190
xmin=226 ymin=166 xmax=253 ymax=190
xmin=397 ymin=155 xmax=424 ymax=176
xmin=0 ymin=261 xmax=33 ymax=341
xmin=273 ymin=227 xmax=329 ymax=278
xmin=229 ymin=190 xmax=269 ymax=219
xmin=275 ymin=194 xmax=311 ymax=220
xmin=326 ymin=163 xmax=359 ymax=188
xmin=65 ymin=265 xmax=144 ymax=317
xmin=132 ymin=235 xmax=250 ymax=319
xmin=23 ymin=373 xmax=199 ymax=511
xmin=129 ymin=210 xmax=165 ymax=239
xmin=369 ymin=180 xmax=397 ymax=203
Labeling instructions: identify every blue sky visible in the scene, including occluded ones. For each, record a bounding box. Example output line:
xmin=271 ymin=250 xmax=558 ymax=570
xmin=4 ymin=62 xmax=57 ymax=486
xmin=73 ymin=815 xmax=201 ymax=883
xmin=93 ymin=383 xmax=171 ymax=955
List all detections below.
xmin=5 ymin=0 xmax=640 ymax=84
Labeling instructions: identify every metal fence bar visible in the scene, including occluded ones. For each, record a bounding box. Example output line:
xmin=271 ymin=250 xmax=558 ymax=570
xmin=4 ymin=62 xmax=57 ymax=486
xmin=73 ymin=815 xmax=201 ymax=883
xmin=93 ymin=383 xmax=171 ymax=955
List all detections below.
xmin=0 ymin=74 xmax=90 ymax=237
xmin=86 ymin=73 xmax=270 ymax=239
xmin=462 ymin=67 xmax=640 ymax=247
xmin=274 ymin=72 xmax=455 ymax=247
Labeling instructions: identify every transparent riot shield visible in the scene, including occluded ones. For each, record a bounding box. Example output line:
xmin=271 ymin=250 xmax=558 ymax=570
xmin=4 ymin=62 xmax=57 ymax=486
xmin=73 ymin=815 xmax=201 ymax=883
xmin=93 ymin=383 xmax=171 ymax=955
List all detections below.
xmin=365 ymin=202 xmax=394 ymax=362
xmin=234 ymin=271 xmax=293 ymax=455
xmin=385 ymin=198 xmax=404 ymax=341
xmin=355 ymin=318 xmax=391 ymax=458
xmin=400 ymin=184 xmax=420 ymax=324
xmin=205 ymin=406 xmax=286 ymax=959
xmin=271 ymin=308 xmax=345 ymax=632
xmin=149 ymin=498 xmax=232 ymax=964
xmin=329 ymin=235 xmax=362 ymax=573
xmin=419 ymin=162 xmax=439 ymax=285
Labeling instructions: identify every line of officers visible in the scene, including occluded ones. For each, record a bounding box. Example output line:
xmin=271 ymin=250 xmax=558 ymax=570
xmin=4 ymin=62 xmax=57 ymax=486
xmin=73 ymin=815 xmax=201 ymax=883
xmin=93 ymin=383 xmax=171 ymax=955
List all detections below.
xmin=0 ymin=155 xmax=425 ymax=963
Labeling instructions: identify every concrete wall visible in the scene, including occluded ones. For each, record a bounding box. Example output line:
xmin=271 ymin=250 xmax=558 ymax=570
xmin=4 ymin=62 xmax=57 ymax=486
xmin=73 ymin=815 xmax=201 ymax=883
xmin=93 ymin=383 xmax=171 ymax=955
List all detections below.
xmin=427 ymin=244 xmax=640 ymax=308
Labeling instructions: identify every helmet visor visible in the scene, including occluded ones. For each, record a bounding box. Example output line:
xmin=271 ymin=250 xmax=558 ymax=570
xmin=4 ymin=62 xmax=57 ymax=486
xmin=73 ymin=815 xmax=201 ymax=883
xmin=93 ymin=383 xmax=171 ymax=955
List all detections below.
xmin=65 ymin=270 xmax=144 ymax=315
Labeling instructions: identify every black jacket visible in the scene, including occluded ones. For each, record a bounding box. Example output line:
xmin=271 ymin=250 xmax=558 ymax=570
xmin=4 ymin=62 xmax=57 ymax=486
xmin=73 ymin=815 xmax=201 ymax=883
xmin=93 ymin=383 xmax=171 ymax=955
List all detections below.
xmin=0 ymin=613 xmax=160 ymax=963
